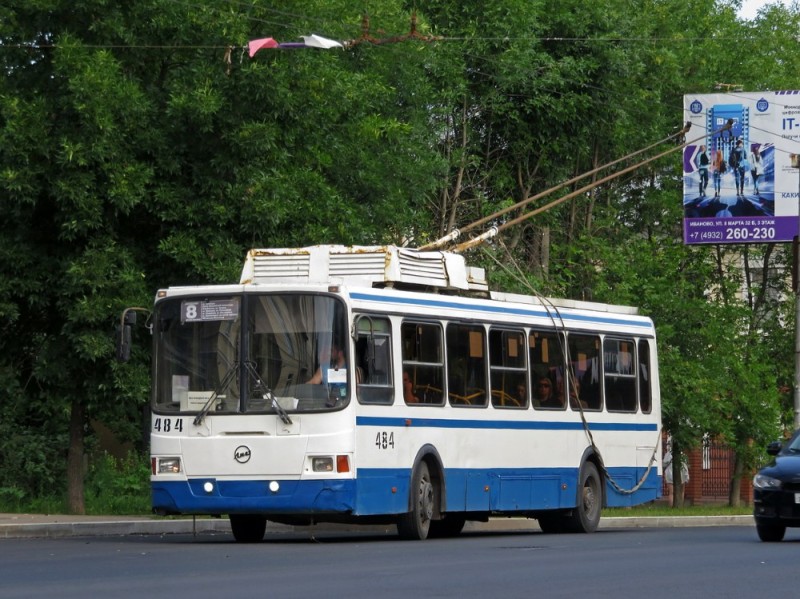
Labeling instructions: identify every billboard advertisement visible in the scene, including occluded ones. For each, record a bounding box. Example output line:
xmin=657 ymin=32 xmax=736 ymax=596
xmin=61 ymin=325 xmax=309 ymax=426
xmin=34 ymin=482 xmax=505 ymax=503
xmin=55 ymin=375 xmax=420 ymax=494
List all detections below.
xmin=683 ymin=91 xmax=800 ymax=244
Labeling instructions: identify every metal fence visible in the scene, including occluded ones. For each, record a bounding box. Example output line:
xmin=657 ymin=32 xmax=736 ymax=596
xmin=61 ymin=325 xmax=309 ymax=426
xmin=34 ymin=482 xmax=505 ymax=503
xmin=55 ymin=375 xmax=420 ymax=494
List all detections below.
xmin=700 ymin=437 xmax=734 ymax=499
xmin=661 ymin=435 xmax=737 ymax=503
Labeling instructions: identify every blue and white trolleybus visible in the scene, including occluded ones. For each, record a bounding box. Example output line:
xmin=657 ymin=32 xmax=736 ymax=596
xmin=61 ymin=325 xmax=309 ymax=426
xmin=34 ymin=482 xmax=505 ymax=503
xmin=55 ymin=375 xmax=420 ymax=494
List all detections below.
xmin=139 ymin=245 xmax=662 ymax=541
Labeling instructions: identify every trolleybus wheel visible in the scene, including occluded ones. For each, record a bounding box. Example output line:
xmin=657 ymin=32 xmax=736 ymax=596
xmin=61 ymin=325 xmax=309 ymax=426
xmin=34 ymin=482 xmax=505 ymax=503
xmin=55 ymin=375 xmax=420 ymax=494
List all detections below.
xmin=566 ymin=462 xmax=602 ymax=533
xmin=229 ymin=514 xmax=267 ymax=543
xmin=428 ymin=513 xmax=466 ymax=538
xmin=397 ymin=461 xmax=434 ymax=540
xmin=537 ymin=513 xmax=565 ymax=534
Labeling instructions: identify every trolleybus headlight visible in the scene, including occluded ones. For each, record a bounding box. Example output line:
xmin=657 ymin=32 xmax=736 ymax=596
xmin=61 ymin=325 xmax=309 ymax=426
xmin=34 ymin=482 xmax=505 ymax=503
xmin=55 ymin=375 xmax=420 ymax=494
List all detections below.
xmin=153 ymin=457 xmax=182 ymax=474
xmin=312 ymin=457 xmax=334 ymax=472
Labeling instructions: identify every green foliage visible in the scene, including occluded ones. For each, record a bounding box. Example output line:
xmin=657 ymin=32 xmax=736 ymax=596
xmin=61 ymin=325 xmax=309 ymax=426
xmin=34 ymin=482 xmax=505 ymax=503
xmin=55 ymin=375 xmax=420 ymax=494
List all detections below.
xmin=84 ymin=452 xmax=151 ymax=515
xmin=0 ymin=419 xmax=68 ymax=503
xmin=0 ymin=451 xmax=151 ymax=515
xmin=2 ymin=0 xmax=799 ymax=511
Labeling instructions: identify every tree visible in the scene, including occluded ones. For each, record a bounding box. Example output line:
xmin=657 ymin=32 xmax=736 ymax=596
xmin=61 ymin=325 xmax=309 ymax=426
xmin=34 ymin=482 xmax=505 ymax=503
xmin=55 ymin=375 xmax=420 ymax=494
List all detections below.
xmin=2 ymin=0 xmax=798 ymax=512
xmin=0 ymin=0 xmax=447 ymax=511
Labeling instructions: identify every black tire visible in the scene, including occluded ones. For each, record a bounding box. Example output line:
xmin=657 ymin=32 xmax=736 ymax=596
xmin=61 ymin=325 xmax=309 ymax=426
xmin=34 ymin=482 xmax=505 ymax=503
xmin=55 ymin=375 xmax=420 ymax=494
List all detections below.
xmin=429 ymin=514 xmax=466 ymax=538
xmin=565 ymin=462 xmax=602 ymax=533
xmin=229 ymin=514 xmax=267 ymax=543
xmin=756 ymin=522 xmax=786 ymax=542
xmin=397 ymin=461 xmax=435 ymax=540
xmin=537 ymin=513 xmax=565 ymax=534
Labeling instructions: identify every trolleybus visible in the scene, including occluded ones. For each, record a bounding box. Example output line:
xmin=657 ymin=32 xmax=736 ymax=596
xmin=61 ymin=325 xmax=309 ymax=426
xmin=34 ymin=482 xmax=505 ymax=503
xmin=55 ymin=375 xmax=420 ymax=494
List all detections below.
xmin=125 ymin=245 xmax=662 ymax=541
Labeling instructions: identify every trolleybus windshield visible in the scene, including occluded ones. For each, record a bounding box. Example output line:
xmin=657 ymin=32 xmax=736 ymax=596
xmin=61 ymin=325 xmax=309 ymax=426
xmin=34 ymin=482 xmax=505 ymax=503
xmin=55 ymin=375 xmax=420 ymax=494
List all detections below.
xmin=153 ymin=294 xmax=348 ymax=414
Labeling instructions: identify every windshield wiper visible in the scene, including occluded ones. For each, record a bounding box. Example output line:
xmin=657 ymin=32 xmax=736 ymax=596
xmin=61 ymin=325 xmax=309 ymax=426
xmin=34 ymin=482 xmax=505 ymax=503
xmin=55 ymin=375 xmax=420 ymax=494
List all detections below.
xmin=243 ymin=361 xmax=293 ymax=425
xmin=193 ymin=361 xmax=293 ymax=426
xmin=193 ymin=362 xmax=238 ymax=426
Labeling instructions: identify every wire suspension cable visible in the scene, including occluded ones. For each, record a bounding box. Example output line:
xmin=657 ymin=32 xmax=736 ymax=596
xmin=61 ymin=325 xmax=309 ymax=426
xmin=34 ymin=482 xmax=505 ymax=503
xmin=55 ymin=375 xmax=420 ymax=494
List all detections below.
xmin=481 ymin=242 xmax=661 ymax=495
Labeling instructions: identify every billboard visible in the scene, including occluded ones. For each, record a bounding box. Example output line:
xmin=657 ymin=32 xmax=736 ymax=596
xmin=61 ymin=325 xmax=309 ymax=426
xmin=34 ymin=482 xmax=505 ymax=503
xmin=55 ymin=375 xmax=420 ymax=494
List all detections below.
xmin=683 ymin=91 xmax=800 ymax=244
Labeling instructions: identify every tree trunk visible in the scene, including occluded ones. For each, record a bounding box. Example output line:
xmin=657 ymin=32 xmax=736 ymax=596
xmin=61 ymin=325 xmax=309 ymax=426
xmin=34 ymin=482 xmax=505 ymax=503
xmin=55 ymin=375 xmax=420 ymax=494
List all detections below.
xmin=67 ymin=397 xmax=86 ymax=515
xmin=671 ymin=444 xmax=685 ymax=508
xmin=442 ymin=97 xmax=469 ymax=237
xmin=729 ymin=451 xmax=744 ymax=507
xmin=672 ymin=457 xmax=685 ymax=508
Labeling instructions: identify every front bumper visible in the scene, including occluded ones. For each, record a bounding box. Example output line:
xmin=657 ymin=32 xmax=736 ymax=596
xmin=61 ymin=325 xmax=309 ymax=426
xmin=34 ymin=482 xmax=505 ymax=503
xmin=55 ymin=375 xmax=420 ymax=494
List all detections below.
xmin=753 ymin=488 xmax=800 ymax=527
xmin=153 ymin=478 xmax=356 ymax=515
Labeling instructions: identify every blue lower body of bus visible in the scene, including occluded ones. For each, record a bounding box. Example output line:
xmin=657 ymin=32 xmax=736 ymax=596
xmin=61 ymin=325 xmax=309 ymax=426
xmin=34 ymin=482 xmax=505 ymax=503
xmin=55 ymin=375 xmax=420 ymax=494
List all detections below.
xmin=153 ymin=466 xmax=660 ymax=516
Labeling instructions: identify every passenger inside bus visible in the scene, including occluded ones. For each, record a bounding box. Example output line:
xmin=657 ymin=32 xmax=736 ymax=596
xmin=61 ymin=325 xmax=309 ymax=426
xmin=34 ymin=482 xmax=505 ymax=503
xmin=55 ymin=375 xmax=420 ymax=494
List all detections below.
xmin=515 ymin=383 xmax=527 ymax=406
xmin=568 ymin=377 xmax=589 ymax=410
xmin=403 ymin=371 xmax=419 ymax=403
xmin=534 ymin=375 xmax=562 ymax=408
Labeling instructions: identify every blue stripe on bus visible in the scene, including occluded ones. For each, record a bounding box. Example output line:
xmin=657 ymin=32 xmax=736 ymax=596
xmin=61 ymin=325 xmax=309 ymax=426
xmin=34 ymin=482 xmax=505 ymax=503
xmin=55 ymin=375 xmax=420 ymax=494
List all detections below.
xmin=152 ymin=464 xmax=661 ymax=517
xmin=349 ymin=292 xmax=652 ymax=329
xmin=356 ymin=416 xmax=658 ymax=432
xmin=153 ymin=479 xmax=357 ymax=515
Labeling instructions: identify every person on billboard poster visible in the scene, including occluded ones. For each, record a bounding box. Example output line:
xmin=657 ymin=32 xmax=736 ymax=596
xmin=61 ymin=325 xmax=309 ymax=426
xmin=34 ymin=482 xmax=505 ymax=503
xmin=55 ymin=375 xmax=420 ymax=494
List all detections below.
xmin=750 ymin=145 xmax=764 ymax=195
xmin=711 ymin=148 xmax=725 ymax=198
xmin=729 ymin=139 xmax=748 ymax=195
xmin=695 ymin=145 xmax=710 ymax=196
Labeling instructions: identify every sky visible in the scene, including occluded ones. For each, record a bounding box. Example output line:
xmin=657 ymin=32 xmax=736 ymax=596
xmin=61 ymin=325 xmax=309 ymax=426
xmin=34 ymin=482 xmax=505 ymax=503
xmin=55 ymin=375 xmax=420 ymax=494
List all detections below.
xmin=738 ymin=0 xmax=792 ymax=19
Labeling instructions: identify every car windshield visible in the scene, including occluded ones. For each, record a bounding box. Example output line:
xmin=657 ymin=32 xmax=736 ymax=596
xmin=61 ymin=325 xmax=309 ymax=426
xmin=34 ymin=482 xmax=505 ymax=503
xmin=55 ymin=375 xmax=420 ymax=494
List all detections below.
xmin=153 ymin=294 xmax=348 ymax=414
xmin=784 ymin=434 xmax=800 ymax=453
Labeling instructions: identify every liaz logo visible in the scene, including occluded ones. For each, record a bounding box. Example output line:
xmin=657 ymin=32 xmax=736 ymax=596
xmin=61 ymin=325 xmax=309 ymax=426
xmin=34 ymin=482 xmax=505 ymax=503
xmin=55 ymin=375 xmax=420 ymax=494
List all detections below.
xmin=234 ymin=445 xmax=251 ymax=464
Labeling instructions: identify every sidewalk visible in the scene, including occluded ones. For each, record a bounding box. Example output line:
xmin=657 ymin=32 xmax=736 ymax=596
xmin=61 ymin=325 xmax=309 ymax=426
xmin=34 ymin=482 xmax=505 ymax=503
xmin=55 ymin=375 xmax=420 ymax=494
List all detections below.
xmin=0 ymin=512 xmax=754 ymax=540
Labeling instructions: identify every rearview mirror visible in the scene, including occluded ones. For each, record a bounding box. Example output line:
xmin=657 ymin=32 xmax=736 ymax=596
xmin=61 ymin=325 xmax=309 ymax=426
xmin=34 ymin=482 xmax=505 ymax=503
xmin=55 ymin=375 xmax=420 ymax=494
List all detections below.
xmin=767 ymin=441 xmax=783 ymax=456
xmin=116 ymin=310 xmax=138 ymax=362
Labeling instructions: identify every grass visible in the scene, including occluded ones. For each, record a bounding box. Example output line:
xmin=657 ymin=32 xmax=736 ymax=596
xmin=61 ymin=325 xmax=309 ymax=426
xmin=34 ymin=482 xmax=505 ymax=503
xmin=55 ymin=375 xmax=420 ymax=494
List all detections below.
xmin=606 ymin=503 xmax=752 ymax=517
xmin=0 ymin=492 xmax=151 ymax=516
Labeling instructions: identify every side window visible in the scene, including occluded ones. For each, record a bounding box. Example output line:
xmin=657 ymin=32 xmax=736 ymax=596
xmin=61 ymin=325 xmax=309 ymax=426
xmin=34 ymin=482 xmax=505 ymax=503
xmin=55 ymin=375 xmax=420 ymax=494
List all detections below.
xmin=489 ymin=329 xmax=527 ymax=408
xmin=567 ymin=333 xmax=602 ymax=411
xmin=604 ymin=338 xmax=637 ymax=412
xmin=638 ymin=339 xmax=652 ymax=413
xmin=530 ymin=330 xmax=566 ymax=410
xmin=446 ymin=323 xmax=488 ymax=407
xmin=355 ymin=315 xmax=393 ymax=405
xmin=401 ymin=322 xmax=445 ymax=405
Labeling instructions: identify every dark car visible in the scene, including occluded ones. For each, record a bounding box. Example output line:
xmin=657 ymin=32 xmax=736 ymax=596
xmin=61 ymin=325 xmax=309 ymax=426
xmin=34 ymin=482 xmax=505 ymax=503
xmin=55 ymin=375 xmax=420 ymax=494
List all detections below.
xmin=753 ymin=430 xmax=800 ymax=542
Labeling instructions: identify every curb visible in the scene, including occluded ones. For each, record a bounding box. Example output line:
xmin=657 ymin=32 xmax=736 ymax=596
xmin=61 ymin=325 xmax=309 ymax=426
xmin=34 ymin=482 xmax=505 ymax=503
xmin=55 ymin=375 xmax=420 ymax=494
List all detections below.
xmin=0 ymin=514 xmax=754 ymax=540
xmin=0 ymin=518 xmax=230 ymax=540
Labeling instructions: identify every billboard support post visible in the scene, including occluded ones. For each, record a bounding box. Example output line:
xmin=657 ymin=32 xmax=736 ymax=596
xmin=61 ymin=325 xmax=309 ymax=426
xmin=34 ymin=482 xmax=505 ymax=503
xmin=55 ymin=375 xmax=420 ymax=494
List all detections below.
xmin=793 ymin=154 xmax=800 ymax=430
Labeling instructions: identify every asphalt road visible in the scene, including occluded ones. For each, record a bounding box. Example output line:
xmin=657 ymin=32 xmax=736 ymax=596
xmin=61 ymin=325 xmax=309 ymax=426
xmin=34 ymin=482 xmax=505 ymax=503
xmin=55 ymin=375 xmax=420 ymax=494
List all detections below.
xmin=2 ymin=524 xmax=796 ymax=598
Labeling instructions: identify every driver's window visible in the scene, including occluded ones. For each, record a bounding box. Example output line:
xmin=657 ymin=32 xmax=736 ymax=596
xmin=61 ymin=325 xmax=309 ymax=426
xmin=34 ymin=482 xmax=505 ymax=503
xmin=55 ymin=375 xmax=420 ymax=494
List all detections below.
xmin=355 ymin=315 xmax=394 ymax=404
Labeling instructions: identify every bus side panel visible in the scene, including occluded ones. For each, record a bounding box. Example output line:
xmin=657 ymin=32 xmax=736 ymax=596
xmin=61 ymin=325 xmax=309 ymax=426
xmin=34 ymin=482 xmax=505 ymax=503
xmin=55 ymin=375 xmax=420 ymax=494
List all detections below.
xmin=493 ymin=469 xmax=574 ymax=511
xmin=353 ymin=468 xmax=410 ymax=515
xmin=355 ymin=466 xmax=583 ymax=515
xmin=604 ymin=466 xmax=662 ymax=507
xmin=439 ymin=469 xmax=491 ymax=512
